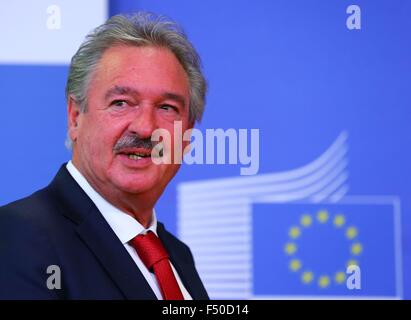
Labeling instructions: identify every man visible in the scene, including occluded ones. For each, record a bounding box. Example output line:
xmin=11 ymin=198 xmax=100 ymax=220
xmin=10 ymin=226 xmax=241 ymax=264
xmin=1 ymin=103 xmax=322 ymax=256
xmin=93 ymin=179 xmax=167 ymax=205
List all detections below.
xmin=0 ymin=12 xmax=208 ymax=300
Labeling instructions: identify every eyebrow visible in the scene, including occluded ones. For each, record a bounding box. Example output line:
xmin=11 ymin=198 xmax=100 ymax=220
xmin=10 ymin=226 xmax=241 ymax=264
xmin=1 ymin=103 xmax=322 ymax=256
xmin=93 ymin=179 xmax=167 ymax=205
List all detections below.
xmin=104 ymin=85 xmax=187 ymax=108
xmin=162 ymin=92 xmax=186 ymax=109
xmin=104 ymin=86 xmax=139 ymax=101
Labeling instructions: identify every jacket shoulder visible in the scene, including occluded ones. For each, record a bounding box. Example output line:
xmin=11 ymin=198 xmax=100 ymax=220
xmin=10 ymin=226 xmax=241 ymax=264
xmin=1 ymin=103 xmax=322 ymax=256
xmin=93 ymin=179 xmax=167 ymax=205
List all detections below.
xmin=0 ymin=189 xmax=63 ymax=299
xmin=1 ymin=186 xmax=56 ymax=216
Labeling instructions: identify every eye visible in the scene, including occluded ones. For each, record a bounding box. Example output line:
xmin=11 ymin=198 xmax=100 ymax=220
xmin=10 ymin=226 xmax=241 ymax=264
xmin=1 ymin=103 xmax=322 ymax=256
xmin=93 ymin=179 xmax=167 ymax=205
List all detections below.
xmin=159 ymin=104 xmax=178 ymax=112
xmin=110 ymin=100 xmax=128 ymax=108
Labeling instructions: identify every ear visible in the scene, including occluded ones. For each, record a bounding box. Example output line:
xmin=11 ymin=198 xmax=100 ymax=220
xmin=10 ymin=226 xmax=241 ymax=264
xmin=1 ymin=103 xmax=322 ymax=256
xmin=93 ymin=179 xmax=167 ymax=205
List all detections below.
xmin=67 ymin=96 xmax=81 ymax=143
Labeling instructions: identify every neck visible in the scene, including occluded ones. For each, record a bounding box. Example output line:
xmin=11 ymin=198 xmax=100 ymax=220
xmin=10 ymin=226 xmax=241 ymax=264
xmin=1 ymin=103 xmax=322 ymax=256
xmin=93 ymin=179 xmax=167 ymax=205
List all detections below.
xmin=71 ymin=160 xmax=157 ymax=229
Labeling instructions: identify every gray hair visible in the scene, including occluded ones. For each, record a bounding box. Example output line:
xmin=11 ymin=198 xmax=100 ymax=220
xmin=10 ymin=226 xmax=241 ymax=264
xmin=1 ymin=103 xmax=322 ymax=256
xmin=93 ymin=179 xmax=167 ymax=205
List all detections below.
xmin=65 ymin=12 xmax=207 ymax=148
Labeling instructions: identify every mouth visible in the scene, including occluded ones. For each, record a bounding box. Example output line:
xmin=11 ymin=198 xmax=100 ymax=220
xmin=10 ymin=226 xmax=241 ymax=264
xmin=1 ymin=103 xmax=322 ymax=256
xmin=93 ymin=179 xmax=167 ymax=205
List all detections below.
xmin=125 ymin=152 xmax=151 ymax=160
xmin=116 ymin=147 xmax=163 ymax=160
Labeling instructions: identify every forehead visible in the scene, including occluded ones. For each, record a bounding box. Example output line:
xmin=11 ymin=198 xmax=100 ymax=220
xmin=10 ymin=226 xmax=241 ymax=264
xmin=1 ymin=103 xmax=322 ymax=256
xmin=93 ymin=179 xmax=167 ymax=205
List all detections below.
xmin=91 ymin=45 xmax=190 ymax=100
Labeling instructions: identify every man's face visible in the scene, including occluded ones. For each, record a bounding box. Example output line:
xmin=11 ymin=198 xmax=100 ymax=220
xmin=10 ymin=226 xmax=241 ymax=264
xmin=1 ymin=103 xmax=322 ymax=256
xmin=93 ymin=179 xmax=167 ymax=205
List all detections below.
xmin=68 ymin=45 xmax=191 ymax=198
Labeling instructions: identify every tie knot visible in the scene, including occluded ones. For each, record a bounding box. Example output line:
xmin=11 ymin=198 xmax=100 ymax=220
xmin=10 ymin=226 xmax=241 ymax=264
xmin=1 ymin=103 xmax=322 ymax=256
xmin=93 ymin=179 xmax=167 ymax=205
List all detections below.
xmin=131 ymin=231 xmax=169 ymax=270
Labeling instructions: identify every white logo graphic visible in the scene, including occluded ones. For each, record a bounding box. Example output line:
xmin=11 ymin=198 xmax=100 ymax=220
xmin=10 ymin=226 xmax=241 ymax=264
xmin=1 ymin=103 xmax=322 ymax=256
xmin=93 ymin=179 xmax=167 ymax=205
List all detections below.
xmin=177 ymin=131 xmax=403 ymax=299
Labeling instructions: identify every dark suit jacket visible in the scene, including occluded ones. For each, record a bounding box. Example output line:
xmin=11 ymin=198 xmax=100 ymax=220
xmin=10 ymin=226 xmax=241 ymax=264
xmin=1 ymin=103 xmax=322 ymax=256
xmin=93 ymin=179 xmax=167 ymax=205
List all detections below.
xmin=0 ymin=164 xmax=208 ymax=300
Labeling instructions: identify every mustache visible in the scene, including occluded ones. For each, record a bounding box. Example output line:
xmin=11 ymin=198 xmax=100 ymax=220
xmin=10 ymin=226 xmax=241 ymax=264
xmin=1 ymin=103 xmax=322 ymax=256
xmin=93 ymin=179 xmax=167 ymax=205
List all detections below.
xmin=113 ymin=133 xmax=156 ymax=153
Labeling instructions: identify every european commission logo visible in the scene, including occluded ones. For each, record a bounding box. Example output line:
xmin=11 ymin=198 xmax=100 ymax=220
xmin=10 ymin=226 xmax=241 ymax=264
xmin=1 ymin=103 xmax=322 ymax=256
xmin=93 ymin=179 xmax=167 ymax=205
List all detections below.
xmin=177 ymin=132 xmax=403 ymax=299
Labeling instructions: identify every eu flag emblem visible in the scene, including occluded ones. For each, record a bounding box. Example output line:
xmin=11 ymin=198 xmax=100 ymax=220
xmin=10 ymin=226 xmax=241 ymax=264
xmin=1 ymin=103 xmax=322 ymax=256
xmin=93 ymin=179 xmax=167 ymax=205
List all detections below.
xmin=252 ymin=199 xmax=402 ymax=298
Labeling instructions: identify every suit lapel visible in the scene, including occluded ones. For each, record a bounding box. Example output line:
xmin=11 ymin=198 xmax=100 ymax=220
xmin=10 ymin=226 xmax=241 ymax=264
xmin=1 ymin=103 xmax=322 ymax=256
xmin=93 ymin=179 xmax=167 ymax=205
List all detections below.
xmin=75 ymin=206 xmax=157 ymax=300
xmin=157 ymin=223 xmax=209 ymax=300
xmin=49 ymin=164 xmax=157 ymax=300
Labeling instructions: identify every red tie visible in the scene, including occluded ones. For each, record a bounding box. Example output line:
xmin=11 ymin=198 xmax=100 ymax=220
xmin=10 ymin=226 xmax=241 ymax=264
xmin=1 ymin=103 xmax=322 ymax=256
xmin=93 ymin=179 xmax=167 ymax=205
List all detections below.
xmin=131 ymin=231 xmax=184 ymax=300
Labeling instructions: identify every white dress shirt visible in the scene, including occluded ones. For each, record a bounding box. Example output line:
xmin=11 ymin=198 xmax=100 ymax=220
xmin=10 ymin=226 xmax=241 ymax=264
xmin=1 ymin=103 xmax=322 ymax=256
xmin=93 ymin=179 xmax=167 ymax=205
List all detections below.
xmin=66 ymin=161 xmax=192 ymax=300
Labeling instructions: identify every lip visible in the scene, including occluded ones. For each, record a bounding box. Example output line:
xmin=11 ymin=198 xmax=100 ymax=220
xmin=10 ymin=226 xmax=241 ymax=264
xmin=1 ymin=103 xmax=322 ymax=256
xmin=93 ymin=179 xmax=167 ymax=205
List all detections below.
xmin=116 ymin=147 xmax=153 ymax=156
xmin=116 ymin=153 xmax=154 ymax=169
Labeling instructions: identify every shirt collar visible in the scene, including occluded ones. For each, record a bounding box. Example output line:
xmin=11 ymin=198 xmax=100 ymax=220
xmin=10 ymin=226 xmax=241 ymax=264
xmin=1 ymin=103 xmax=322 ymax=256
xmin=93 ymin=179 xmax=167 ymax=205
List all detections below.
xmin=66 ymin=160 xmax=158 ymax=244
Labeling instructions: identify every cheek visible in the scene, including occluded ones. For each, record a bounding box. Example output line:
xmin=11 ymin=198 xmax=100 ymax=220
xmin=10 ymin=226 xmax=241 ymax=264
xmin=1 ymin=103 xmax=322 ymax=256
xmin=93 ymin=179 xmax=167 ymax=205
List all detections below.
xmin=79 ymin=115 xmax=122 ymax=160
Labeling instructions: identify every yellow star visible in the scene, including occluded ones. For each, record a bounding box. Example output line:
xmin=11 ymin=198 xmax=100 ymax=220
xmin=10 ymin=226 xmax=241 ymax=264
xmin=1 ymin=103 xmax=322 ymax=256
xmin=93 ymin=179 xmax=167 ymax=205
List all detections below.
xmin=318 ymin=275 xmax=330 ymax=288
xmin=301 ymin=271 xmax=314 ymax=284
xmin=300 ymin=214 xmax=312 ymax=227
xmin=289 ymin=259 xmax=302 ymax=272
xmin=284 ymin=242 xmax=297 ymax=255
xmin=333 ymin=214 xmax=345 ymax=228
xmin=346 ymin=259 xmax=359 ymax=268
xmin=335 ymin=271 xmax=346 ymax=284
xmin=289 ymin=226 xmax=301 ymax=239
xmin=351 ymin=242 xmax=363 ymax=255
xmin=346 ymin=226 xmax=358 ymax=239
xmin=317 ymin=210 xmax=329 ymax=223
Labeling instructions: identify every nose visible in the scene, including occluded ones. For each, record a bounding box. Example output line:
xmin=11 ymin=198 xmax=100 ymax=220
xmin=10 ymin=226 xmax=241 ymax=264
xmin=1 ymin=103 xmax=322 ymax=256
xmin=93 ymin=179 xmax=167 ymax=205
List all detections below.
xmin=128 ymin=105 xmax=157 ymax=139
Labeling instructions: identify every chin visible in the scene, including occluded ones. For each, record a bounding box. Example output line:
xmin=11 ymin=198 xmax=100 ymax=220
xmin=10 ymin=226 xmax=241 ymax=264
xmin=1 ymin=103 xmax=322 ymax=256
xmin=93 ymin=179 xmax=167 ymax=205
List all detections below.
xmin=116 ymin=176 xmax=159 ymax=195
xmin=110 ymin=167 xmax=161 ymax=193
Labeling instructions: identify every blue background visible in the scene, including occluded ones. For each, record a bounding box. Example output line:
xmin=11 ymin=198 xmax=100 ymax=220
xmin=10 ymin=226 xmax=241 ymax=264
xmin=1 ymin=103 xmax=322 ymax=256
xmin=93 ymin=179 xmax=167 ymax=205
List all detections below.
xmin=0 ymin=0 xmax=410 ymax=298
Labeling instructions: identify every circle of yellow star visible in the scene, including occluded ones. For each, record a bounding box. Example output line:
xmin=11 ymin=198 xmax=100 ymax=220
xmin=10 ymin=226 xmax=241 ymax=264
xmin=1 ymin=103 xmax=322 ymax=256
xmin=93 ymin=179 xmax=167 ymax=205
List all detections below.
xmin=318 ymin=275 xmax=330 ymax=288
xmin=301 ymin=271 xmax=314 ymax=284
xmin=333 ymin=214 xmax=345 ymax=228
xmin=346 ymin=226 xmax=358 ymax=240
xmin=317 ymin=210 xmax=329 ymax=223
xmin=351 ymin=242 xmax=363 ymax=255
xmin=284 ymin=242 xmax=297 ymax=255
xmin=334 ymin=271 xmax=346 ymax=284
xmin=289 ymin=226 xmax=301 ymax=239
xmin=285 ymin=209 xmax=362 ymax=290
xmin=300 ymin=214 xmax=312 ymax=227
xmin=346 ymin=259 xmax=359 ymax=268
xmin=289 ymin=259 xmax=302 ymax=272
